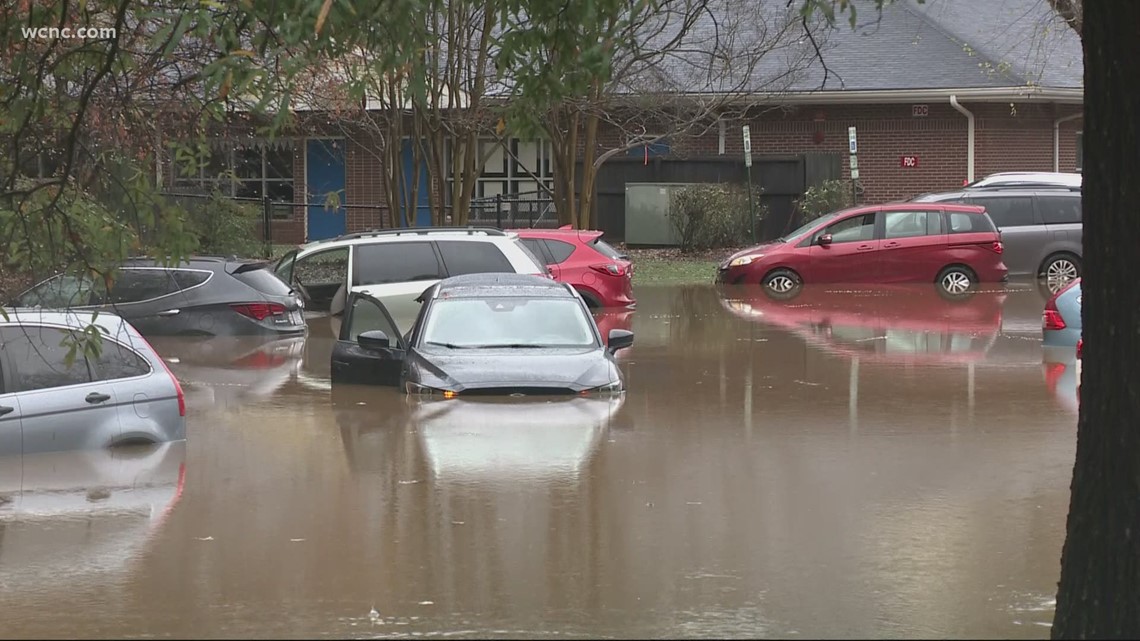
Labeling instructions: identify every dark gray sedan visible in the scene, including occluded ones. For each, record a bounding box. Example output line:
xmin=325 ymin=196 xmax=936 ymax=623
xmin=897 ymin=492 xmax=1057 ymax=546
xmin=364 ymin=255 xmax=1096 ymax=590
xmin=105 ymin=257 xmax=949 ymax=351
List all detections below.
xmin=330 ymin=273 xmax=633 ymax=396
xmin=12 ymin=257 xmax=306 ymax=337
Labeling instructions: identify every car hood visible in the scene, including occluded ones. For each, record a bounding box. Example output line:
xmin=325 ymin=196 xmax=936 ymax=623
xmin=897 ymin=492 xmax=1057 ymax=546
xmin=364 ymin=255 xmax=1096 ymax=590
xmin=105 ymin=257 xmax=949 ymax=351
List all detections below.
xmin=723 ymin=242 xmax=785 ymax=265
xmin=407 ymin=348 xmax=620 ymax=393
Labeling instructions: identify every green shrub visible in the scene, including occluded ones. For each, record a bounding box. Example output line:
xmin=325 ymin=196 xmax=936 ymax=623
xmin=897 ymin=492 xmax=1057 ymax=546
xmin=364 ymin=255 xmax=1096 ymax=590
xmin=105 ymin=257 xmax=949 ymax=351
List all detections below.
xmin=668 ymin=184 xmax=765 ymax=253
xmin=175 ymin=191 xmax=264 ymax=258
xmin=796 ymin=179 xmax=853 ymax=223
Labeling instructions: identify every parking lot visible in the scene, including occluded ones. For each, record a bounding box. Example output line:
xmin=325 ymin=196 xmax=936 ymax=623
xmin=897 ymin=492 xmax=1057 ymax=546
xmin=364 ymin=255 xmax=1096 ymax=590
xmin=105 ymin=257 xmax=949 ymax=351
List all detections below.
xmin=0 ymin=281 xmax=1076 ymax=639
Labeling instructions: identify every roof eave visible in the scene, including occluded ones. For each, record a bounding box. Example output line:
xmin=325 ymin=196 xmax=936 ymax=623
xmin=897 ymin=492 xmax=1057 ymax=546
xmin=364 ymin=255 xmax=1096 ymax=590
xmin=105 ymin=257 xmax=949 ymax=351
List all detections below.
xmin=728 ymin=86 xmax=1084 ymax=105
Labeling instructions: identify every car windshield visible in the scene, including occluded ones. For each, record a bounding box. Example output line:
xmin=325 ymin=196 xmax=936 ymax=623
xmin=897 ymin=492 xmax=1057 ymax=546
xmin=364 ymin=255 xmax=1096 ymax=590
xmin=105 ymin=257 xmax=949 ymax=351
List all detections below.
xmin=421 ymin=297 xmax=597 ymax=349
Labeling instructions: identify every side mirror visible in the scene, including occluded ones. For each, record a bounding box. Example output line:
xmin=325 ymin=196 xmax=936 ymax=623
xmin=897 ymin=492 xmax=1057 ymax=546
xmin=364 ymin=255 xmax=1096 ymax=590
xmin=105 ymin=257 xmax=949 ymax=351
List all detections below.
xmin=607 ymin=328 xmax=634 ymax=353
xmin=818 ymin=233 xmax=833 ymax=247
xmin=358 ymin=329 xmax=391 ymax=351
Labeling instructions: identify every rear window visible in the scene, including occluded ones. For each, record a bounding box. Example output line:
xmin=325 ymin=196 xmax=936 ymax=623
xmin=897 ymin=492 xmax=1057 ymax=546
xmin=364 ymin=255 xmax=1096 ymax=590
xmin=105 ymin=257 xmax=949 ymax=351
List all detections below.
xmin=947 ymin=212 xmax=997 ymax=234
xmin=546 ymin=239 xmax=576 ymax=263
xmin=589 ymin=237 xmax=625 ymax=260
xmin=108 ymin=269 xmax=179 ymax=304
xmin=1038 ymin=196 xmax=1082 ymax=224
xmin=353 ymin=241 xmax=442 ymax=286
xmin=968 ymin=197 xmax=1036 ymax=227
xmin=89 ymin=340 xmax=152 ymax=381
xmin=232 ymin=267 xmax=292 ymax=295
xmin=437 ymin=240 xmax=514 ymax=276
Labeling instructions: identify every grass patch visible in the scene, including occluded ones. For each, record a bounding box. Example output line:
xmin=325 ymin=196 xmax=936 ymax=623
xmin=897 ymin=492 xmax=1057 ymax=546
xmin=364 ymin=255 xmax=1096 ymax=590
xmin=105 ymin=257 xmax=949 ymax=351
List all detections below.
xmin=627 ymin=248 xmax=728 ymax=285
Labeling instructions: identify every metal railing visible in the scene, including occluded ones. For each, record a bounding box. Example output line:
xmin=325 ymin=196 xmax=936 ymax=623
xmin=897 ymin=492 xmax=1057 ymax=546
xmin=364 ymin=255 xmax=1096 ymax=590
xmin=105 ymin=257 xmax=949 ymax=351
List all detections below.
xmin=469 ymin=191 xmax=560 ymax=229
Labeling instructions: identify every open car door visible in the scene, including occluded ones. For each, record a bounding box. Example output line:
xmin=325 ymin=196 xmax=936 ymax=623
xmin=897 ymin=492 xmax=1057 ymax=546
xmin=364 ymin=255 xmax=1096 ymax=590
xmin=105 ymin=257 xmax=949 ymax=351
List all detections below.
xmin=330 ymin=292 xmax=407 ymax=386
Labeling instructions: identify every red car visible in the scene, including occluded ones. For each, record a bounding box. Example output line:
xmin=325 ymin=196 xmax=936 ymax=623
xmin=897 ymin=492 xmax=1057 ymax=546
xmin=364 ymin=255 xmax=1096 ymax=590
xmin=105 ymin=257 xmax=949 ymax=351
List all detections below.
xmin=716 ymin=203 xmax=1008 ymax=299
xmin=512 ymin=227 xmax=635 ymax=309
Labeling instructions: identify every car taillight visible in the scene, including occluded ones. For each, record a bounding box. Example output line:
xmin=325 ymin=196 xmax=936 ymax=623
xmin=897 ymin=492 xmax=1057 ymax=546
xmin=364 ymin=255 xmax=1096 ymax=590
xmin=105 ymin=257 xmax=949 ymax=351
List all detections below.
xmin=991 ymin=241 xmax=1003 ymax=254
xmin=1043 ymin=297 xmax=1067 ymax=330
xmin=1077 ymin=338 xmax=1083 ymax=360
xmin=591 ymin=263 xmax=627 ymax=277
xmin=231 ymin=302 xmax=286 ymax=321
xmin=139 ymin=335 xmax=186 ymax=417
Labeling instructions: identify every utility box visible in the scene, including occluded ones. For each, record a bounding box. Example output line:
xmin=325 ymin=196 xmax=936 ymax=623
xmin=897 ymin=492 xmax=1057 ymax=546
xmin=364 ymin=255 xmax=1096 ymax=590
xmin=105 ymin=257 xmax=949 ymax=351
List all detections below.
xmin=623 ymin=182 xmax=701 ymax=246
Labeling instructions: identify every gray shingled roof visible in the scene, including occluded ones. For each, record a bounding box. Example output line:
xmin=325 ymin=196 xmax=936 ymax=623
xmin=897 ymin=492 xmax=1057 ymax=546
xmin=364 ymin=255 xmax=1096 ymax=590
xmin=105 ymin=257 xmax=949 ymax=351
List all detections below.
xmin=774 ymin=0 xmax=1083 ymax=92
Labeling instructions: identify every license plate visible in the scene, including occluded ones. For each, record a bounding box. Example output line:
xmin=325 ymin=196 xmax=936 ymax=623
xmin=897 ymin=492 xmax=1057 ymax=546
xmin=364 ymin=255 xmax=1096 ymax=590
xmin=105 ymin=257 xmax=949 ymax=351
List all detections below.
xmin=291 ymin=311 xmax=304 ymax=325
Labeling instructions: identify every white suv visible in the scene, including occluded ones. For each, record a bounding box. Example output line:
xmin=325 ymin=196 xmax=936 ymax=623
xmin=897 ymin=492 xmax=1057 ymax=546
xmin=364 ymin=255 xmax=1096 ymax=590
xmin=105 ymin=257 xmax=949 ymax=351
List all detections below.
xmin=274 ymin=227 xmax=547 ymax=332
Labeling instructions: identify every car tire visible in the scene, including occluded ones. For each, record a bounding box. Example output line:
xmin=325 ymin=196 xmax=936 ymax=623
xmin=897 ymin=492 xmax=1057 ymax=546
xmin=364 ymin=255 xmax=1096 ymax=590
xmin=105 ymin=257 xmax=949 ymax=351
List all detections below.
xmin=761 ymin=268 xmax=802 ymax=300
xmin=936 ymin=265 xmax=976 ymax=298
xmin=1040 ymin=253 xmax=1081 ymax=283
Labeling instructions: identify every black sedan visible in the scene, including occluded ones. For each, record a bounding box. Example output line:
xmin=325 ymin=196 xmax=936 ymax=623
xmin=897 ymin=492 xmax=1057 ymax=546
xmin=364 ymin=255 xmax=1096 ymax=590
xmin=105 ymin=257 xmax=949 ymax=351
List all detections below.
xmin=330 ymin=273 xmax=633 ymax=396
xmin=12 ymin=257 xmax=307 ymax=337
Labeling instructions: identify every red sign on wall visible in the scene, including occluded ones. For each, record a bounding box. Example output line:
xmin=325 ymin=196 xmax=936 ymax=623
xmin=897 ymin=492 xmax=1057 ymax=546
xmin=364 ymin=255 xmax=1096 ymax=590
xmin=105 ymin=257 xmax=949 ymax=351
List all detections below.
xmin=899 ymin=155 xmax=920 ymax=168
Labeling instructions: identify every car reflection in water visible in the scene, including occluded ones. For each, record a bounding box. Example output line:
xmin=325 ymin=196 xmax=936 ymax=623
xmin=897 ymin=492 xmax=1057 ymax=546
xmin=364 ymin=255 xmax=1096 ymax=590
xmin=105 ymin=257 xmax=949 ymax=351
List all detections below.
xmin=593 ymin=308 xmax=635 ymax=359
xmin=1043 ymin=357 xmax=1080 ymax=415
xmin=146 ymin=335 xmax=308 ymax=407
xmin=332 ymin=385 xmax=623 ymax=484
xmin=0 ymin=441 xmax=186 ymax=587
xmin=718 ymin=284 xmax=1006 ymax=364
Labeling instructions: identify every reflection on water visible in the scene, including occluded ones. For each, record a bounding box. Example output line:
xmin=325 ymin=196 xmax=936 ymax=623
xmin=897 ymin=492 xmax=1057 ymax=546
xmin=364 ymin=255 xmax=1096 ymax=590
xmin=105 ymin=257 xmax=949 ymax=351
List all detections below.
xmin=0 ymin=285 xmax=1073 ymax=639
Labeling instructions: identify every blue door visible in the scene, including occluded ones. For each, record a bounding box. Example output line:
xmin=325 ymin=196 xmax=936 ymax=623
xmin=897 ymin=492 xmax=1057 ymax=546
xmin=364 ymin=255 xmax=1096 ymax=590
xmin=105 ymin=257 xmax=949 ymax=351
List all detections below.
xmin=307 ymin=139 xmax=346 ymax=240
xmin=398 ymin=139 xmax=433 ymax=227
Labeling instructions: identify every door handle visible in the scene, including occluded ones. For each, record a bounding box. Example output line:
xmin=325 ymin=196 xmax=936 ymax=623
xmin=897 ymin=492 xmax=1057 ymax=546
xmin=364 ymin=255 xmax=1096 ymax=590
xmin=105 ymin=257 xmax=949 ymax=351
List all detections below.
xmin=85 ymin=392 xmax=111 ymax=404
xmin=884 ymin=241 xmax=901 ymax=248
xmin=156 ymin=309 xmax=181 ymax=317
xmin=0 ymin=406 xmax=13 ymax=417
xmin=856 ymin=244 xmax=875 ymax=251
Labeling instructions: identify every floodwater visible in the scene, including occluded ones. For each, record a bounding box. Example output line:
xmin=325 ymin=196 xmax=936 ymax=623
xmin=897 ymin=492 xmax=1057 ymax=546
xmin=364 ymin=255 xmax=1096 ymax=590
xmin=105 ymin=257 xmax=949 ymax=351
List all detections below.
xmin=0 ymin=282 xmax=1079 ymax=639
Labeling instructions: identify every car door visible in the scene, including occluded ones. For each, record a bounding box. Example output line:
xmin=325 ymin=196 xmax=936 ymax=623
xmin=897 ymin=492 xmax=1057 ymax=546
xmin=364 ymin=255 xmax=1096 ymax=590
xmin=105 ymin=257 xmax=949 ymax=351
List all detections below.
xmin=805 ymin=212 xmax=880 ymax=283
xmin=349 ymin=241 xmax=443 ymax=335
xmin=330 ymin=292 xmax=408 ymax=386
xmin=0 ymin=325 xmax=122 ymax=453
xmin=277 ymin=246 xmax=349 ymax=312
xmin=0 ymin=349 xmax=23 ymax=498
xmin=877 ymin=210 xmax=947 ymax=282
xmin=103 ymin=268 xmax=192 ymax=335
xmin=966 ymin=195 xmax=1037 ymax=276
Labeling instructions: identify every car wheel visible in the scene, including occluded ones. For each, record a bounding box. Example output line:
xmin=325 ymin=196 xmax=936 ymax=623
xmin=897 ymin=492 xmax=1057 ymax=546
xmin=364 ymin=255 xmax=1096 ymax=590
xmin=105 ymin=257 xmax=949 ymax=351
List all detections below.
xmin=1041 ymin=253 xmax=1081 ymax=285
xmin=762 ymin=268 xmax=802 ymax=300
xmin=936 ymin=265 xmax=976 ymax=298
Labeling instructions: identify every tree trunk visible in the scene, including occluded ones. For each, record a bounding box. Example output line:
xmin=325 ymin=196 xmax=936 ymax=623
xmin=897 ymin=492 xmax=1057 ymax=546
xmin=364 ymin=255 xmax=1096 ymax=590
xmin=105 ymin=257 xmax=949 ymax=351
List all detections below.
xmin=577 ymin=109 xmax=600 ymax=230
xmin=1052 ymin=2 xmax=1140 ymax=638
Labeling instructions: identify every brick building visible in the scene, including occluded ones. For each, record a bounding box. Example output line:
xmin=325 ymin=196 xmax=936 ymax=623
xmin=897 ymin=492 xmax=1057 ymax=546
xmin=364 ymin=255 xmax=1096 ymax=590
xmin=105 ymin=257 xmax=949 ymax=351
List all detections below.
xmin=167 ymin=0 xmax=1082 ymax=244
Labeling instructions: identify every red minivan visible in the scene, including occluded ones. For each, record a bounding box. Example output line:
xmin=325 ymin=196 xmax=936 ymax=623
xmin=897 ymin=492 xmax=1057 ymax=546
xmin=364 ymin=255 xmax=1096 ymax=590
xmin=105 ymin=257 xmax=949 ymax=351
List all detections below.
xmin=716 ymin=203 xmax=1008 ymax=298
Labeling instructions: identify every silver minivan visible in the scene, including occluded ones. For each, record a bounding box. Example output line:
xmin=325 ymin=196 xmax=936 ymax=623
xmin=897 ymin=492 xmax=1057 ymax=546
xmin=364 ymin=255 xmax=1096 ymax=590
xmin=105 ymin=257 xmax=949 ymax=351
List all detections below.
xmin=0 ymin=309 xmax=186 ymax=455
xmin=913 ymin=187 xmax=1082 ymax=283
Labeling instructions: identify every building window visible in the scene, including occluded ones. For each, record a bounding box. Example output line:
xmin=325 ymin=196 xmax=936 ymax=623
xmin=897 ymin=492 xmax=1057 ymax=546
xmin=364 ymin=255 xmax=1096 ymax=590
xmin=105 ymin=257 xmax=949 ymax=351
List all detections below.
xmin=446 ymin=138 xmax=555 ymax=202
xmin=626 ymin=140 xmax=671 ymax=159
xmin=1075 ymin=131 xmax=1083 ymax=172
xmin=170 ymin=140 xmax=295 ymax=220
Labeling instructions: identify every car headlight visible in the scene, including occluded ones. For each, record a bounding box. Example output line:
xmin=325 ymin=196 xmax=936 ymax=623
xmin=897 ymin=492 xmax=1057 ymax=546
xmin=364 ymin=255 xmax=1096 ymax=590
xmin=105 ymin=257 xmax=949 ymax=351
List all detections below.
xmin=405 ymin=382 xmax=457 ymax=398
xmin=729 ymin=254 xmax=761 ymax=267
xmin=583 ymin=380 xmax=624 ymax=395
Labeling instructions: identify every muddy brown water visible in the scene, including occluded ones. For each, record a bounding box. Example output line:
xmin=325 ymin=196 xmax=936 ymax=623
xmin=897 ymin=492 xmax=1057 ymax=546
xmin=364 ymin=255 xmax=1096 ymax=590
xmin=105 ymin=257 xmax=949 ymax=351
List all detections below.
xmin=0 ymin=283 xmax=1077 ymax=639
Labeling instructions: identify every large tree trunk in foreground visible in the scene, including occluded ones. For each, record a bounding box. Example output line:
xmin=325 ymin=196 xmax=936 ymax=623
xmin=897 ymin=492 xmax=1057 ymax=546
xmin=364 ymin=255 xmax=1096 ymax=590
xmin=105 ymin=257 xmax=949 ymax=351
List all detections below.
xmin=1052 ymin=2 xmax=1140 ymax=638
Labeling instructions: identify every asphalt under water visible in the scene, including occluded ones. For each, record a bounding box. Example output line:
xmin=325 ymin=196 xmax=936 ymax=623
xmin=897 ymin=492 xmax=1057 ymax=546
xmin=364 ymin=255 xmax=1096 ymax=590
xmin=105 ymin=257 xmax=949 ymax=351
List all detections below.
xmin=0 ymin=282 xmax=1078 ymax=639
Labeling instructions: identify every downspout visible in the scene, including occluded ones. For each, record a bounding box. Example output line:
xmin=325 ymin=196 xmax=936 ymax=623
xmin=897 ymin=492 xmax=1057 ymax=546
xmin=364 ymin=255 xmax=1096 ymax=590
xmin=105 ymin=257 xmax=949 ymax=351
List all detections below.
xmin=949 ymin=95 xmax=975 ymax=183
xmin=1054 ymin=112 xmax=1083 ymax=172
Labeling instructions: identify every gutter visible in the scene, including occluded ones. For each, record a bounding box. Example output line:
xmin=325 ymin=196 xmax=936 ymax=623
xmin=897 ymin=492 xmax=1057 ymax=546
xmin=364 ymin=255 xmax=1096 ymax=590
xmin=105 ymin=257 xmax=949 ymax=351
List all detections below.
xmin=949 ymin=95 xmax=975 ymax=183
xmin=1054 ymin=111 xmax=1084 ymax=171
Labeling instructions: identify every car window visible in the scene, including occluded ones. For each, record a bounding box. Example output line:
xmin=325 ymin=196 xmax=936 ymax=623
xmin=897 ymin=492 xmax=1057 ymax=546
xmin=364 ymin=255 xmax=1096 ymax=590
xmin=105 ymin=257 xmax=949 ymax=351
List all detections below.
xmin=947 ymin=212 xmax=996 ymax=234
xmin=344 ymin=295 xmax=401 ymax=343
xmin=172 ymin=270 xmax=210 ymax=290
xmin=927 ymin=211 xmax=945 ymax=235
xmin=18 ymin=275 xmax=105 ymax=308
xmin=293 ymin=247 xmax=348 ymax=286
xmin=421 ymin=297 xmax=597 ymax=348
xmin=512 ymin=239 xmax=547 ymax=270
xmin=1 ymin=326 xmax=92 ymax=392
xmin=883 ymin=211 xmax=931 ymax=239
xmin=545 ymin=239 xmax=576 ymax=263
xmin=589 ymin=237 xmax=625 ymax=260
xmin=519 ymin=238 xmax=551 ymax=264
xmin=89 ymin=340 xmax=152 ymax=381
xmin=1038 ymin=196 xmax=1082 ymax=225
xmin=822 ymin=214 xmax=875 ymax=244
xmin=108 ymin=269 xmax=180 ymax=304
xmin=353 ymin=242 xmax=441 ymax=286
xmin=232 ymin=267 xmax=292 ymax=295
xmin=436 ymin=240 xmax=513 ymax=276
xmin=968 ymin=197 xmax=1035 ymax=227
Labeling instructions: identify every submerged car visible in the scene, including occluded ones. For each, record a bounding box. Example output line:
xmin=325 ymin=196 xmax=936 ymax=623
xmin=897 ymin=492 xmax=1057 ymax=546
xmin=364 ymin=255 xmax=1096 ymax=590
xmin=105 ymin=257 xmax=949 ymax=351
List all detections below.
xmin=13 ymin=257 xmax=306 ymax=337
xmin=512 ymin=227 xmax=635 ymax=309
xmin=1043 ymin=277 xmax=1081 ymax=355
xmin=330 ymin=273 xmax=633 ymax=395
xmin=717 ymin=203 xmax=1008 ymax=299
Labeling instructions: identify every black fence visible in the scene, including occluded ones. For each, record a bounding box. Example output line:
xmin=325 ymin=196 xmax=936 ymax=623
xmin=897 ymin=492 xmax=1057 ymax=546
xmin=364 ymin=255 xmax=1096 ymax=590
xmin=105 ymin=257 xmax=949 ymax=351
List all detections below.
xmin=469 ymin=191 xmax=560 ymax=229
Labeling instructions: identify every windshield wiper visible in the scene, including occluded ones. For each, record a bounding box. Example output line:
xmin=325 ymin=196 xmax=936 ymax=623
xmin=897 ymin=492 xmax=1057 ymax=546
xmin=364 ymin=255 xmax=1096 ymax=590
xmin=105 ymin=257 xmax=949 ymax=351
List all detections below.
xmin=425 ymin=340 xmax=473 ymax=349
xmin=474 ymin=343 xmax=547 ymax=349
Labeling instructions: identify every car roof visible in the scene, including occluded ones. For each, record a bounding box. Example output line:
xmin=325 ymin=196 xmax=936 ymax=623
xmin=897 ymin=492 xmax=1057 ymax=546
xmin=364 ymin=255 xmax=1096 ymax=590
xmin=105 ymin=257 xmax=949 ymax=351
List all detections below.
xmin=298 ymin=227 xmax=519 ymax=252
xmin=0 ymin=308 xmax=132 ymax=336
xmin=122 ymin=256 xmax=261 ymax=269
xmin=969 ymin=171 xmax=1082 ymax=188
xmin=511 ymin=228 xmax=603 ymax=239
xmin=434 ymin=273 xmax=575 ymax=298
